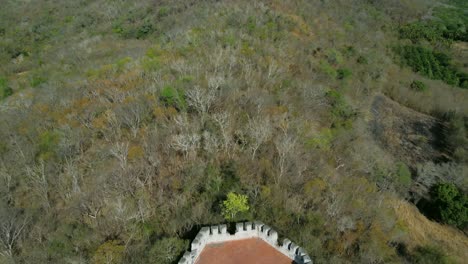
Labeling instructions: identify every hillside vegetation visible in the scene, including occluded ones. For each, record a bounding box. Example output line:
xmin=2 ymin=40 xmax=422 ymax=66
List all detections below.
xmin=0 ymin=0 xmax=467 ymax=263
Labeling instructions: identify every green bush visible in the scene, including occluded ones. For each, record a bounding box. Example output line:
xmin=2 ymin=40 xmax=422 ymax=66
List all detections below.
xmin=395 ymin=45 xmax=466 ymax=88
xmin=160 ymin=86 xmax=186 ymax=111
xmin=411 ymin=245 xmax=452 ymax=264
xmin=410 ymin=80 xmax=428 ymax=92
xmin=399 ymin=1 xmax=468 ymax=44
xmin=357 ymin=55 xmax=368 ymax=64
xmin=37 ymin=130 xmax=60 ymax=160
xmin=325 ymin=90 xmax=356 ymax=129
xmin=0 ymin=77 xmax=13 ymax=100
xmin=430 ymin=183 xmax=467 ymax=228
xmin=137 ymin=22 xmax=154 ymax=39
xmin=158 ymin=7 xmax=169 ymax=18
xmin=30 ymin=74 xmax=47 ymax=88
xmin=337 ymin=68 xmax=352 ymax=80
xmin=399 ymin=22 xmax=445 ymax=44
xmin=396 ymin=162 xmax=412 ymax=189
xmin=343 ymin=46 xmax=357 ymax=58
xmin=433 ymin=2 xmax=468 ymax=42
xmin=326 ymin=49 xmax=344 ymax=65
xmin=319 ymin=60 xmax=337 ymax=79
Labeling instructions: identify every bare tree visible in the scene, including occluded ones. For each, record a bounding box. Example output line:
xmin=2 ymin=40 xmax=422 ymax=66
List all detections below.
xmin=110 ymin=142 xmax=129 ymax=170
xmin=212 ymin=112 xmax=233 ymax=155
xmin=174 ymin=114 xmax=190 ymax=133
xmin=202 ymin=131 xmax=220 ymax=154
xmin=0 ymin=207 xmax=29 ymax=257
xmin=103 ymin=109 xmax=122 ymax=141
xmin=247 ymin=117 xmax=272 ymax=160
xmin=186 ymin=86 xmax=216 ymax=122
xmin=170 ymin=134 xmax=200 ymax=159
xmin=207 ymin=75 xmax=225 ymax=90
xmin=119 ymin=102 xmax=148 ymax=138
xmin=80 ymin=198 xmax=103 ymax=220
xmin=274 ymin=134 xmax=297 ymax=184
xmin=170 ymin=59 xmax=190 ymax=75
xmin=26 ymin=161 xmax=50 ymax=210
xmin=0 ymin=166 xmax=12 ymax=202
xmin=65 ymin=158 xmax=81 ymax=195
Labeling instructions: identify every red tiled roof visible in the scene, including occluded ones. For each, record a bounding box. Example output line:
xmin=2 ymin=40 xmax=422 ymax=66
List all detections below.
xmin=195 ymin=238 xmax=294 ymax=264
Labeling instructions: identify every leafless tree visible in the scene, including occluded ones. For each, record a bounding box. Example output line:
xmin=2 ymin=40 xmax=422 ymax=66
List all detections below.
xmin=202 ymin=131 xmax=220 ymax=154
xmin=212 ymin=112 xmax=234 ymax=155
xmin=170 ymin=134 xmax=200 ymax=159
xmin=174 ymin=114 xmax=190 ymax=133
xmin=0 ymin=207 xmax=29 ymax=257
xmin=65 ymin=158 xmax=81 ymax=195
xmin=103 ymin=109 xmax=122 ymax=141
xmin=119 ymin=102 xmax=148 ymax=138
xmin=0 ymin=166 xmax=12 ymax=202
xmin=274 ymin=134 xmax=297 ymax=184
xmin=247 ymin=117 xmax=271 ymax=160
xmin=80 ymin=198 xmax=103 ymax=220
xmin=207 ymin=75 xmax=225 ymax=90
xmin=170 ymin=59 xmax=190 ymax=75
xmin=26 ymin=161 xmax=50 ymax=210
xmin=324 ymin=189 xmax=343 ymax=218
xmin=110 ymin=142 xmax=129 ymax=170
xmin=210 ymin=47 xmax=225 ymax=75
xmin=186 ymin=86 xmax=216 ymax=121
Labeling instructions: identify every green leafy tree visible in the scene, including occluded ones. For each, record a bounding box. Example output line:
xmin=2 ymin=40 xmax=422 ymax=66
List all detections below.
xmin=430 ymin=183 xmax=468 ymax=228
xmin=395 ymin=45 xmax=466 ymax=89
xmin=159 ymin=86 xmax=186 ymax=111
xmin=221 ymin=192 xmax=250 ymax=221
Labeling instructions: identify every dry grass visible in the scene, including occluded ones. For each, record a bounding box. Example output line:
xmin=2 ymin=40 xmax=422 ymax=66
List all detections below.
xmin=391 ymin=199 xmax=468 ymax=263
xmin=370 ymin=94 xmax=446 ymax=165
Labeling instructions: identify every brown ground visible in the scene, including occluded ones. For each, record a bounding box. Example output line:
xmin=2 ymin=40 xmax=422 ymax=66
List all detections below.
xmin=391 ymin=199 xmax=468 ymax=263
xmin=195 ymin=238 xmax=294 ymax=264
xmin=370 ymin=94 xmax=446 ymax=165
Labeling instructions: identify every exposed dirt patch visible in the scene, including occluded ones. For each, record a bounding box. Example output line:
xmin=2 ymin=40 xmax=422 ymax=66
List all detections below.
xmin=370 ymin=94 xmax=447 ymax=165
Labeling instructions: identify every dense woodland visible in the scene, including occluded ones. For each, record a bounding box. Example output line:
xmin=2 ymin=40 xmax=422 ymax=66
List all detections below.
xmin=0 ymin=0 xmax=467 ymax=263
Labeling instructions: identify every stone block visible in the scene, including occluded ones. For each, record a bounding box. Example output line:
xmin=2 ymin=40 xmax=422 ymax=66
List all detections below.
xmin=236 ymin=222 xmax=245 ymax=232
xmin=282 ymin=239 xmax=292 ymax=250
xmin=199 ymin=227 xmax=210 ymax=238
xmin=210 ymin=225 xmax=219 ymax=235
xmin=219 ymin=224 xmax=227 ymax=234
xmin=267 ymin=229 xmax=278 ymax=245
xmin=303 ymin=255 xmax=313 ymax=263
xmin=289 ymin=243 xmax=299 ymax=255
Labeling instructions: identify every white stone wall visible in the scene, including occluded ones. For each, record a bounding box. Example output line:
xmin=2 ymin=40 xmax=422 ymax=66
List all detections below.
xmin=178 ymin=221 xmax=312 ymax=264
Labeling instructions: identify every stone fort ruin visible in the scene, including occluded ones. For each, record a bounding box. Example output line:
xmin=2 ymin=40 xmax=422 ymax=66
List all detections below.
xmin=179 ymin=221 xmax=312 ymax=264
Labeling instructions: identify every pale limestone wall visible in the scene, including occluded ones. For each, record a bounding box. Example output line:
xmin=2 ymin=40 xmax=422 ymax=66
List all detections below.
xmin=178 ymin=221 xmax=312 ymax=264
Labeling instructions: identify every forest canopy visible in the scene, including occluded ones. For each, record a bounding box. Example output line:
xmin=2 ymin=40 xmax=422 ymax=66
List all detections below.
xmin=0 ymin=0 xmax=466 ymax=263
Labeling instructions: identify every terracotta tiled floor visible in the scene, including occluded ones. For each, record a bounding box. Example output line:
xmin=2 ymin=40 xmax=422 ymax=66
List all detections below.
xmin=195 ymin=238 xmax=294 ymax=264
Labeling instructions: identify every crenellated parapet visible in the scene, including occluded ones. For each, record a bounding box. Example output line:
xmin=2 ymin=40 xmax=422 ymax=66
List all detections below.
xmin=178 ymin=221 xmax=312 ymax=264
